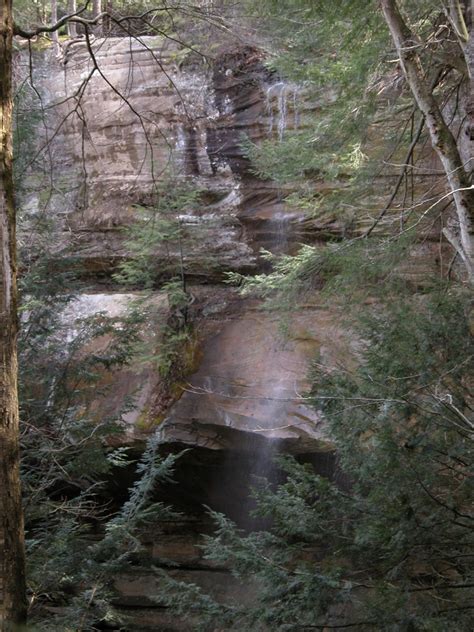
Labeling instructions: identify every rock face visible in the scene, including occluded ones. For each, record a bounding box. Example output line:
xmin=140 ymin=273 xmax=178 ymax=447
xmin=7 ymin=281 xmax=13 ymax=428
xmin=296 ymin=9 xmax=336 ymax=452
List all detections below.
xmin=23 ymin=38 xmax=315 ymax=280
xmin=23 ymin=35 xmax=334 ymax=451
xmin=160 ymin=298 xmax=336 ymax=452
xmin=18 ymin=37 xmax=341 ymax=628
xmin=19 ymin=34 xmax=446 ymax=629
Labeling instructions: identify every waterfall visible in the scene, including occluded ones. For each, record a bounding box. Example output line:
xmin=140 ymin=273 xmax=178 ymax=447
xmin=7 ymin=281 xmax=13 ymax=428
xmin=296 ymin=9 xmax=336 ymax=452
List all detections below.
xmin=268 ymin=210 xmax=295 ymax=254
xmin=241 ymin=376 xmax=292 ymax=530
xmin=265 ymin=81 xmax=300 ymax=142
xmin=277 ymin=83 xmax=288 ymax=142
xmin=174 ymin=124 xmax=187 ymax=173
xmin=238 ymin=364 xmax=321 ymax=530
xmin=264 ymin=80 xmax=302 ymax=254
xmin=237 ymin=80 xmax=305 ymax=523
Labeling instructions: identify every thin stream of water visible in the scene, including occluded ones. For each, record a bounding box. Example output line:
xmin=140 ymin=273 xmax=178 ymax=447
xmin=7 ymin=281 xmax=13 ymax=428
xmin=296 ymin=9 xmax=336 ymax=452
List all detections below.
xmin=237 ymin=80 xmax=302 ymax=528
xmin=266 ymin=81 xmax=300 ymax=142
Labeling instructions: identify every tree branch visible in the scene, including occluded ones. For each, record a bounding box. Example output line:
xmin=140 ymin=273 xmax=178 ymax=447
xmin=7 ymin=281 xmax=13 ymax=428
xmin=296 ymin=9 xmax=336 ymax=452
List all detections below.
xmin=444 ymin=0 xmax=469 ymax=43
xmin=364 ymin=113 xmax=425 ymax=237
xmin=14 ymin=1 xmax=92 ymax=38
xmin=380 ymin=0 xmax=474 ymax=282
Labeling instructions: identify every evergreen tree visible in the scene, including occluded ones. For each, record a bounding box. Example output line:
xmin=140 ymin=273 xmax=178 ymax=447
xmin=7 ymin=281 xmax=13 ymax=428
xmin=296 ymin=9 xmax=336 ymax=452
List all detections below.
xmin=240 ymin=0 xmax=472 ymax=281
xmin=157 ymin=2 xmax=474 ymax=629
xmin=159 ymin=283 xmax=473 ymax=631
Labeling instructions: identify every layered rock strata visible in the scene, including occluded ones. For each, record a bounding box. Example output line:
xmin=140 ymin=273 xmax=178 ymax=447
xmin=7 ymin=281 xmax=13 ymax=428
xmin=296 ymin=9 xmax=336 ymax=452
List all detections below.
xmin=18 ymin=34 xmax=451 ymax=629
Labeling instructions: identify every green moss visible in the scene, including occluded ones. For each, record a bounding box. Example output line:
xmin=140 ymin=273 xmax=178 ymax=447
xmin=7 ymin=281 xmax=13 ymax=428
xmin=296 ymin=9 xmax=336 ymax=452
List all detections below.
xmin=134 ymin=408 xmax=151 ymax=431
xmin=133 ymin=333 xmax=202 ymax=431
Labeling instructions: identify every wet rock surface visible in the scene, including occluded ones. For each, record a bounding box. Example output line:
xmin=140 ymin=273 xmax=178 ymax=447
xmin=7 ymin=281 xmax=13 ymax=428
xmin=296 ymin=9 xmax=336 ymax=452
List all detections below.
xmin=160 ymin=299 xmax=336 ymax=450
xmin=22 ymin=38 xmax=314 ymax=279
xmin=21 ymin=36 xmax=447 ymax=629
xmin=25 ymin=36 xmax=335 ymax=453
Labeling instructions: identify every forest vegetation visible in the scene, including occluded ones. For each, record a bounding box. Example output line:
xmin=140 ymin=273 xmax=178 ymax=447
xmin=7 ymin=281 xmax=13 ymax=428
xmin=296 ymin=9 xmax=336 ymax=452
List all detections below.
xmin=0 ymin=1 xmax=472 ymax=631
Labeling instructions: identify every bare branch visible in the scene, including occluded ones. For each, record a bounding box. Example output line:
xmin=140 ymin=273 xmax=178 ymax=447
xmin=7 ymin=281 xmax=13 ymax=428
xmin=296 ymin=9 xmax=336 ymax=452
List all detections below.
xmin=380 ymin=0 xmax=474 ymax=281
xmin=364 ymin=113 xmax=425 ymax=237
xmin=14 ymin=0 xmax=92 ymax=38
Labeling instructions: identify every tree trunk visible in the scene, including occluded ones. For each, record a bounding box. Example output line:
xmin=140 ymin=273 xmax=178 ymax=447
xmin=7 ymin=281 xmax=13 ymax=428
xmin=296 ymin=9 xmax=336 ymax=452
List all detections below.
xmin=67 ymin=0 xmax=77 ymax=37
xmin=93 ymin=0 xmax=102 ymax=36
xmin=50 ymin=0 xmax=60 ymax=56
xmin=104 ymin=0 xmax=112 ymax=35
xmin=445 ymin=0 xmax=471 ymax=78
xmin=467 ymin=2 xmax=474 ymax=141
xmin=380 ymin=0 xmax=474 ymax=282
xmin=0 ymin=1 xmax=27 ymax=629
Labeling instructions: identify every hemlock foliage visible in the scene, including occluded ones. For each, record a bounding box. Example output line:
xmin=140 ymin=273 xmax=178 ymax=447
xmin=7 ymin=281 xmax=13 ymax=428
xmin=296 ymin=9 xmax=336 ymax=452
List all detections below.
xmin=16 ymin=196 xmax=178 ymax=629
xmin=114 ymin=179 xmax=199 ymax=381
xmin=27 ymin=437 xmax=182 ymax=631
xmin=160 ymin=289 xmax=473 ymax=631
xmin=158 ymin=1 xmax=473 ymax=629
xmin=10 ymin=0 xmax=473 ymax=630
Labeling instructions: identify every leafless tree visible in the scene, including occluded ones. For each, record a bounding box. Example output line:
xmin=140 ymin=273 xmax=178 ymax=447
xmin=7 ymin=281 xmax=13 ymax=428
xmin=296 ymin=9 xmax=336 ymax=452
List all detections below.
xmin=381 ymin=0 xmax=474 ymax=282
xmin=51 ymin=0 xmax=60 ymax=56
xmin=68 ymin=0 xmax=78 ymax=37
xmin=92 ymin=0 xmax=102 ymax=35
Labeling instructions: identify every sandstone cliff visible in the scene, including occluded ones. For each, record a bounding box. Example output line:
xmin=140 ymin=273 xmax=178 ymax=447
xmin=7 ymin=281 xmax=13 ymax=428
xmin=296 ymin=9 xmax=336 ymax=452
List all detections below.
xmin=17 ymin=34 xmax=448 ymax=629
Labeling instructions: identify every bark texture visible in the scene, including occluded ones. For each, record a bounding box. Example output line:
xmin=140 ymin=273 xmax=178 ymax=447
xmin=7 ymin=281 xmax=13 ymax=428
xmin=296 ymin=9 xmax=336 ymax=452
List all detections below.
xmin=381 ymin=0 xmax=474 ymax=281
xmin=50 ymin=0 xmax=60 ymax=56
xmin=67 ymin=0 xmax=77 ymax=37
xmin=93 ymin=0 xmax=102 ymax=35
xmin=0 ymin=0 xmax=27 ymax=628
